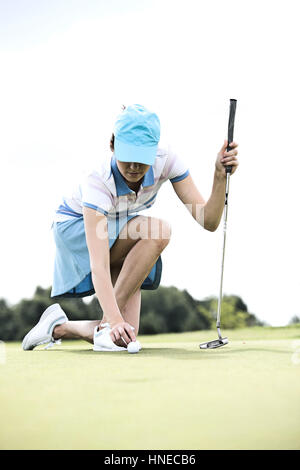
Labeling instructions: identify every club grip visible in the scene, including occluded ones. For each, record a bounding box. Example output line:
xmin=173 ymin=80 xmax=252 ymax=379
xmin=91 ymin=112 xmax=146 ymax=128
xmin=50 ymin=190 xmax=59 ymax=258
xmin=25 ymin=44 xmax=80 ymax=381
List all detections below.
xmin=226 ymin=99 xmax=237 ymax=174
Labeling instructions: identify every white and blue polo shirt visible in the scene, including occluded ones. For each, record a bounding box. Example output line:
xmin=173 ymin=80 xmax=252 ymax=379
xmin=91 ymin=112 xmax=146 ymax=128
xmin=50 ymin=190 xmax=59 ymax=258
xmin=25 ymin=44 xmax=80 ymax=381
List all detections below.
xmin=53 ymin=146 xmax=189 ymax=222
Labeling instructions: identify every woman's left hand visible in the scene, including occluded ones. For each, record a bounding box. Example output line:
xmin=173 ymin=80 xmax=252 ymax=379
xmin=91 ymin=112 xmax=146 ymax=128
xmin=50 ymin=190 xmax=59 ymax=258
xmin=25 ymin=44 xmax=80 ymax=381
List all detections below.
xmin=215 ymin=140 xmax=239 ymax=176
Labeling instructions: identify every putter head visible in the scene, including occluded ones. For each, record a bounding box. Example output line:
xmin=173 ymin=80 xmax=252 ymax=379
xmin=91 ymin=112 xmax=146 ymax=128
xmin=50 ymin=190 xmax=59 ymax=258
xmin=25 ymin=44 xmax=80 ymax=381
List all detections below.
xmin=199 ymin=337 xmax=228 ymax=349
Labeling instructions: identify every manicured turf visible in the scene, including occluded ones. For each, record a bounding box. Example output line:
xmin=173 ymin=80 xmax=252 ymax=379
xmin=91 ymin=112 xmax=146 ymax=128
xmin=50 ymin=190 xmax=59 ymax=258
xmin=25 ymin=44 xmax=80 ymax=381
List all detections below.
xmin=1 ymin=326 xmax=300 ymax=450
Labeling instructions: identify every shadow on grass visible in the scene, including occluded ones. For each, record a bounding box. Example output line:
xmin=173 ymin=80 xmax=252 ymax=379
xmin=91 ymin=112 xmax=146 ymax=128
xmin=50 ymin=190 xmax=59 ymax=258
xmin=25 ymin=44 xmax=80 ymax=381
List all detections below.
xmin=36 ymin=345 xmax=292 ymax=359
xmin=38 ymin=347 xmax=220 ymax=360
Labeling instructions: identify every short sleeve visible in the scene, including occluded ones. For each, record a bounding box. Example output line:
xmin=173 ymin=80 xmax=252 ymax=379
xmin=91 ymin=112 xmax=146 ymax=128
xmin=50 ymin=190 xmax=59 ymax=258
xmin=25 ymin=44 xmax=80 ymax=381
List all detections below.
xmin=81 ymin=172 xmax=113 ymax=216
xmin=163 ymin=147 xmax=190 ymax=183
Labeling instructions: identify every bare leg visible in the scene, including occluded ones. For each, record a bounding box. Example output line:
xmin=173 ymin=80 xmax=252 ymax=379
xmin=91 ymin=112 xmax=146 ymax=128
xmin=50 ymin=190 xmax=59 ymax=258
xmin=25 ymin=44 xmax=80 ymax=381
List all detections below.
xmin=53 ymin=216 xmax=170 ymax=344
xmin=53 ymin=320 xmax=100 ymax=344
xmin=53 ymin=267 xmax=142 ymax=344
xmin=110 ymin=265 xmax=142 ymax=333
xmin=111 ymin=216 xmax=171 ymax=311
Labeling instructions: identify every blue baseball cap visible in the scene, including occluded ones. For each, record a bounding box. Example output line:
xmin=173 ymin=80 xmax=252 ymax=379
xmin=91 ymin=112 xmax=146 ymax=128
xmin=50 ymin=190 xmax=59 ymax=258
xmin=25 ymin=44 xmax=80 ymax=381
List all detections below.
xmin=114 ymin=104 xmax=160 ymax=166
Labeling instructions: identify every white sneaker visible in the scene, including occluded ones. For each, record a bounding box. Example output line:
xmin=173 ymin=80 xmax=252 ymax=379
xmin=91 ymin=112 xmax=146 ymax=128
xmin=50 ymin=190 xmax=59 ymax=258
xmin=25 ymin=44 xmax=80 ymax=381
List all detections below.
xmin=22 ymin=304 xmax=68 ymax=351
xmin=93 ymin=325 xmax=142 ymax=353
xmin=93 ymin=325 xmax=127 ymax=352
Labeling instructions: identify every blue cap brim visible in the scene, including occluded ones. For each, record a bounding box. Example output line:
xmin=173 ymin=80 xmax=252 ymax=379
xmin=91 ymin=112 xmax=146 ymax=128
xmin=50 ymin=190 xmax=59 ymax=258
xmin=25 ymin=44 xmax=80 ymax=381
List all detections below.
xmin=114 ymin=138 xmax=157 ymax=165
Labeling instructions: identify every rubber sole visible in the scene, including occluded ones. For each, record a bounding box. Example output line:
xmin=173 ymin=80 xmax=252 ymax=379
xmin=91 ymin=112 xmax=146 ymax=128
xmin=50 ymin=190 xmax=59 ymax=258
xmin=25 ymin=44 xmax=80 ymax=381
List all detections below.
xmin=93 ymin=346 xmax=127 ymax=352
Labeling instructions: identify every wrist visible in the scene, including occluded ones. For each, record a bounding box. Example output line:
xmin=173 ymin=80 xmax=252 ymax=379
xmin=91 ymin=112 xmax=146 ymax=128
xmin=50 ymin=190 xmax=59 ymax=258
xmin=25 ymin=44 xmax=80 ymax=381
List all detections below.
xmin=107 ymin=313 xmax=124 ymax=328
xmin=214 ymin=167 xmax=226 ymax=182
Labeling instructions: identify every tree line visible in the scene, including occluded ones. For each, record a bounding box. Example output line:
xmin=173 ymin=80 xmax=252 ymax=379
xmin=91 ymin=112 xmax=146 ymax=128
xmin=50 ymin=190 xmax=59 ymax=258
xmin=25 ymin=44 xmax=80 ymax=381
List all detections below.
xmin=0 ymin=285 xmax=264 ymax=341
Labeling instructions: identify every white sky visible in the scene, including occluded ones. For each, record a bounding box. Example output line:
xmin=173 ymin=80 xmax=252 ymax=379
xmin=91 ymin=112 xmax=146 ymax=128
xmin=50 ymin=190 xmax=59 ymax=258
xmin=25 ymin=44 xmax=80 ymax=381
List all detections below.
xmin=0 ymin=0 xmax=299 ymax=326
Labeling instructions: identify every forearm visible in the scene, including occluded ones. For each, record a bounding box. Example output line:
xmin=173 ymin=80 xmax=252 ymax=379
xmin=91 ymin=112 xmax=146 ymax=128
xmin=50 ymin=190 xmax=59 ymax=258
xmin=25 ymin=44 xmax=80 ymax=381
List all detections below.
xmin=92 ymin=268 xmax=124 ymax=325
xmin=173 ymin=141 xmax=238 ymax=232
xmin=203 ymin=170 xmax=226 ymax=231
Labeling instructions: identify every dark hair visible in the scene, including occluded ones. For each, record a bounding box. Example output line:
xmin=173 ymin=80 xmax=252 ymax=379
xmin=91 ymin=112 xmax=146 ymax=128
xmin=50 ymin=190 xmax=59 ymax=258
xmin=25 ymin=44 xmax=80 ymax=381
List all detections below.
xmin=110 ymin=105 xmax=126 ymax=151
xmin=110 ymin=133 xmax=115 ymax=151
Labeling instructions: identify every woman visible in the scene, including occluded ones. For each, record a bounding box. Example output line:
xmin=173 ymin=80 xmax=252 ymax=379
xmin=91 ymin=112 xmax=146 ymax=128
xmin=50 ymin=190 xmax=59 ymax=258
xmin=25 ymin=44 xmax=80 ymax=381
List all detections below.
xmin=22 ymin=104 xmax=239 ymax=352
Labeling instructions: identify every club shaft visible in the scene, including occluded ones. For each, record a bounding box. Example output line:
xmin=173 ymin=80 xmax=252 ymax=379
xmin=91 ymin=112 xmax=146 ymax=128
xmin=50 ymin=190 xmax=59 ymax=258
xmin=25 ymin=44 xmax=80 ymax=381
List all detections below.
xmin=200 ymin=99 xmax=237 ymax=348
xmin=216 ymin=99 xmax=236 ymax=331
xmin=216 ymin=172 xmax=230 ymax=330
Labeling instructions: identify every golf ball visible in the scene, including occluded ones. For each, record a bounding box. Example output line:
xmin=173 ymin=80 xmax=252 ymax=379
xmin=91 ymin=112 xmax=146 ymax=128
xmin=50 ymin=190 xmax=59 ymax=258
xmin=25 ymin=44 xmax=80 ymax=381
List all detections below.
xmin=127 ymin=341 xmax=139 ymax=354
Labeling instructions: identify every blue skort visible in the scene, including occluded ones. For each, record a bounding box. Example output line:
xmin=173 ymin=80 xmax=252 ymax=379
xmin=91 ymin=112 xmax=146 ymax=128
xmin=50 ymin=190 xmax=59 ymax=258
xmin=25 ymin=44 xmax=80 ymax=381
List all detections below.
xmin=51 ymin=215 xmax=162 ymax=298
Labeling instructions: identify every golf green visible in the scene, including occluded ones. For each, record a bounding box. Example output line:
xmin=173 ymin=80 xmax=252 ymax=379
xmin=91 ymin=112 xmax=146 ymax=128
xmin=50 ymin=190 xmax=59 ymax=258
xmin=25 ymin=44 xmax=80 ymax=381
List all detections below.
xmin=1 ymin=326 xmax=300 ymax=450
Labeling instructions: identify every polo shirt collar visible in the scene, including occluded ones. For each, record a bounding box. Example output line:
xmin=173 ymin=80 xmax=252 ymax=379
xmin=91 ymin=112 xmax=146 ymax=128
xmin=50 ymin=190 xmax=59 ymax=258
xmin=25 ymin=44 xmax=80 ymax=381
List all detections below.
xmin=111 ymin=155 xmax=154 ymax=196
xmin=143 ymin=164 xmax=155 ymax=187
xmin=111 ymin=155 xmax=132 ymax=196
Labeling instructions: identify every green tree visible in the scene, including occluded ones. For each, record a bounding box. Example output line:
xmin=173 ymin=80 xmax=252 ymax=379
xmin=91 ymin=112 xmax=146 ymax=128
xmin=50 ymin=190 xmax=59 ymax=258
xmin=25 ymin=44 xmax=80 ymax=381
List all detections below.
xmin=289 ymin=315 xmax=300 ymax=325
xmin=0 ymin=299 xmax=15 ymax=341
xmin=196 ymin=295 xmax=263 ymax=329
xmin=140 ymin=286 xmax=212 ymax=334
xmin=0 ymin=285 xmax=262 ymax=340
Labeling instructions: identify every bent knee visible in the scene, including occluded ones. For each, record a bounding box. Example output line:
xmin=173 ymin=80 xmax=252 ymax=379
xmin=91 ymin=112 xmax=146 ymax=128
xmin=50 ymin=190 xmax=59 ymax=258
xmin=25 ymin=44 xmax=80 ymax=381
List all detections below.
xmin=128 ymin=216 xmax=171 ymax=240
xmin=149 ymin=218 xmax=171 ymax=251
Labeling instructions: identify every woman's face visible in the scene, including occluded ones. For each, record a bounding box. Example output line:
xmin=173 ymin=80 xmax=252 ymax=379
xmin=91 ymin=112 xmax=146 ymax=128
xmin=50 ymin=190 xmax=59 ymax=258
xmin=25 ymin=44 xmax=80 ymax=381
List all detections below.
xmin=116 ymin=160 xmax=150 ymax=184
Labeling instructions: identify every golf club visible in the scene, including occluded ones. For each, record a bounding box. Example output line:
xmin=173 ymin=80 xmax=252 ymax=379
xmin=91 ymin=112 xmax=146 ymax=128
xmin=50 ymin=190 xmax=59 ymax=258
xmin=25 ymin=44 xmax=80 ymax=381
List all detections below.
xmin=200 ymin=98 xmax=237 ymax=350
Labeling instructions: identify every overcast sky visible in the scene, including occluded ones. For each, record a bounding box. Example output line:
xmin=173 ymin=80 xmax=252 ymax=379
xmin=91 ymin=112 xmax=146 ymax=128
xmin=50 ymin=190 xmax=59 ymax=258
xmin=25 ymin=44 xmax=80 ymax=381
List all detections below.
xmin=1 ymin=0 xmax=299 ymax=326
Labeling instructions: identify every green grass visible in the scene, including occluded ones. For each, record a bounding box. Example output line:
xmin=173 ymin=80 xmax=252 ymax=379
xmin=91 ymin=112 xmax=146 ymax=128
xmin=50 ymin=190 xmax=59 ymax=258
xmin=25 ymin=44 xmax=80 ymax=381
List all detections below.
xmin=1 ymin=326 xmax=300 ymax=450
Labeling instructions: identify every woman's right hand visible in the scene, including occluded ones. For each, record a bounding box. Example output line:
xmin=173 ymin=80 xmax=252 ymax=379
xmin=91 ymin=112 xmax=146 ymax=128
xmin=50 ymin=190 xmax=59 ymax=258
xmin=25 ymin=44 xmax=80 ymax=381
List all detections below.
xmin=110 ymin=321 xmax=136 ymax=347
